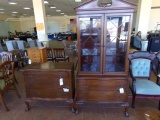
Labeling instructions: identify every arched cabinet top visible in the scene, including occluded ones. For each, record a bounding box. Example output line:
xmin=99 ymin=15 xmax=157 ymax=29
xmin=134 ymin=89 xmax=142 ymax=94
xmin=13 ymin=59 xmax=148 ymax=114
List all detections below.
xmin=75 ymin=0 xmax=136 ymax=14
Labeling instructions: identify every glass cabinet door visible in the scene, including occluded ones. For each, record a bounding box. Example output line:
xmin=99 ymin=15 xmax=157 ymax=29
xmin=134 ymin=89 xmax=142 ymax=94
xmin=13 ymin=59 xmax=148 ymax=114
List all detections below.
xmin=104 ymin=16 xmax=130 ymax=72
xmin=78 ymin=16 xmax=102 ymax=72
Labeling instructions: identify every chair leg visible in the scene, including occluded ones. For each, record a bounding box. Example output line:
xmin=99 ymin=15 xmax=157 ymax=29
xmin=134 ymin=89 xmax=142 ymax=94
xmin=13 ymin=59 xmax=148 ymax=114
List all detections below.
xmin=14 ymin=74 xmax=18 ymax=84
xmin=132 ymin=94 xmax=136 ymax=108
xmin=158 ymin=100 xmax=160 ymax=110
xmin=13 ymin=84 xmax=21 ymax=98
xmin=0 ymin=94 xmax=9 ymax=111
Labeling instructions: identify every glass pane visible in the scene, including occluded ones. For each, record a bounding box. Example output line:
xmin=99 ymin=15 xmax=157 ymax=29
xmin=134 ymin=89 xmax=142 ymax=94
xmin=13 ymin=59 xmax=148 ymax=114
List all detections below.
xmin=79 ymin=17 xmax=101 ymax=72
xmin=105 ymin=16 xmax=130 ymax=72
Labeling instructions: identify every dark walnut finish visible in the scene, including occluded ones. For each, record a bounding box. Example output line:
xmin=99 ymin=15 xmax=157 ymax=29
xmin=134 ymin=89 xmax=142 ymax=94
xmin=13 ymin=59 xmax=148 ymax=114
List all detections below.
xmin=21 ymin=62 xmax=75 ymax=111
xmin=74 ymin=0 xmax=135 ymax=116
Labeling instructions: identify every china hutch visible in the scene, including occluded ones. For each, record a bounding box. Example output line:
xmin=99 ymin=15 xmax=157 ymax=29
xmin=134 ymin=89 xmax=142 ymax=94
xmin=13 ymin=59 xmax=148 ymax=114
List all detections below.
xmin=74 ymin=0 xmax=135 ymax=116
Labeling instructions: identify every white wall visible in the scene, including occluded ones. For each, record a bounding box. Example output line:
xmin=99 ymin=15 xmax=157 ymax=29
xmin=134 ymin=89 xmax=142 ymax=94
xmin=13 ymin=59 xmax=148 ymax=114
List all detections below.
xmin=1 ymin=16 xmax=76 ymax=36
xmin=0 ymin=21 xmax=8 ymax=36
xmin=148 ymin=0 xmax=160 ymax=31
xmin=132 ymin=0 xmax=160 ymax=32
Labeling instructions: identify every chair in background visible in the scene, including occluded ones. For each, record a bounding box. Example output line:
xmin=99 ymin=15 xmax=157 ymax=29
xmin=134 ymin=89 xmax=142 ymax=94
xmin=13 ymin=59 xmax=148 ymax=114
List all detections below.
xmin=17 ymin=41 xmax=26 ymax=51
xmin=62 ymin=40 xmax=73 ymax=51
xmin=46 ymin=48 xmax=54 ymax=61
xmin=62 ymin=40 xmax=75 ymax=56
xmin=53 ymin=48 xmax=69 ymax=62
xmin=0 ymin=51 xmax=18 ymax=83
xmin=37 ymin=41 xmax=44 ymax=47
xmin=0 ymin=43 xmax=4 ymax=53
xmin=128 ymin=51 xmax=160 ymax=109
xmin=152 ymin=52 xmax=160 ymax=85
xmin=147 ymin=36 xmax=160 ymax=52
xmin=12 ymin=40 xmax=18 ymax=49
xmin=28 ymin=40 xmax=36 ymax=47
xmin=0 ymin=61 xmax=20 ymax=111
xmin=6 ymin=41 xmax=14 ymax=51
xmin=27 ymin=38 xmax=33 ymax=43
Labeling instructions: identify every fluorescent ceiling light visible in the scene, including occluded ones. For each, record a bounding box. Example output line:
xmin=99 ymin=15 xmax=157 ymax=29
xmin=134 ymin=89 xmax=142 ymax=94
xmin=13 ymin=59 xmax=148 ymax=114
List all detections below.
xmin=44 ymin=1 xmax=48 ymax=4
xmin=9 ymin=2 xmax=17 ymax=4
xmin=75 ymin=0 xmax=81 ymax=2
xmin=12 ymin=12 xmax=18 ymax=13
xmin=0 ymin=12 xmax=4 ymax=13
xmin=23 ymin=14 xmax=27 ymax=15
xmin=0 ymin=8 xmax=5 ymax=10
xmin=56 ymin=10 xmax=61 ymax=12
xmin=47 ymin=15 xmax=51 ymax=16
xmin=24 ymin=7 xmax=30 ymax=9
xmin=60 ymin=13 xmax=64 ymax=14
xmin=50 ymin=6 xmax=56 ymax=9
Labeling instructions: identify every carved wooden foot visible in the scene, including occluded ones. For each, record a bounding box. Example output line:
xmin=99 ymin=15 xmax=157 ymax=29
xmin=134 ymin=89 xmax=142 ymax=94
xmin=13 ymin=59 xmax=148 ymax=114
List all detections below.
xmin=25 ymin=101 xmax=30 ymax=111
xmin=0 ymin=94 xmax=9 ymax=111
xmin=125 ymin=107 xmax=129 ymax=117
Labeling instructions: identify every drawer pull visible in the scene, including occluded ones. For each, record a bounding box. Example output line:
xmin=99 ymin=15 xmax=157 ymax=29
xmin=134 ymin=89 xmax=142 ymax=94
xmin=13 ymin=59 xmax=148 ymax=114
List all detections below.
xmin=119 ymin=88 xmax=124 ymax=94
xmin=63 ymin=88 xmax=69 ymax=92
xmin=59 ymin=78 xmax=63 ymax=86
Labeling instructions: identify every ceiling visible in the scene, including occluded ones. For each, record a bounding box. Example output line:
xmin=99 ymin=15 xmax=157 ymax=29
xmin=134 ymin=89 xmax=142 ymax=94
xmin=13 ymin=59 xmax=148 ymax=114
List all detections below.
xmin=0 ymin=0 xmax=138 ymax=18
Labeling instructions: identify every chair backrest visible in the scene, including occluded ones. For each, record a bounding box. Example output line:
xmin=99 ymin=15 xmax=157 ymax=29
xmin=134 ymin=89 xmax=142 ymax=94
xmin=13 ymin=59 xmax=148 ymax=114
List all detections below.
xmin=37 ymin=41 xmax=43 ymax=47
xmin=0 ymin=43 xmax=4 ymax=52
xmin=46 ymin=48 xmax=54 ymax=60
xmin=6 ymin=41 xmax=14 ymax=51
xmin=0 ymin=51 xmax=13 ymax=63
xmin=128 ymin=51 xmax=156 ymax=78
xmin=28 ymin=41 xmax=36 ymax=47
xmin=17 ymin=41 xmax=25 ymax=50
xmin=53 ymin=48 xmax=65 ymax=58
xmin=62 ymin=40 xmax=68 ymax=49
xmin=148 ymin=36 xmax=160 ymax=52
xmin=27 ymin=38 xmax=32 ymax=42
xmin=12 ymin=40 xmax=17 ymax=49
xmin=0 ymin=61 xmax=15 ymax=81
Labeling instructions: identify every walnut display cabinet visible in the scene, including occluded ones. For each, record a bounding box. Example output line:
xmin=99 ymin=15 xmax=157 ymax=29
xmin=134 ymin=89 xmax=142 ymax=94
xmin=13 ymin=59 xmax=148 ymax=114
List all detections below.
xmin=74 ymin=0 xmax=135 ymax=116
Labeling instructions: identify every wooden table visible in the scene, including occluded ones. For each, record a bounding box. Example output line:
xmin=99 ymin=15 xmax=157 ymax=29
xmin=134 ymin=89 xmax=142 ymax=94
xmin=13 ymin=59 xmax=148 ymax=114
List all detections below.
xmin=21 ymin=62 xmax=75 ymax=111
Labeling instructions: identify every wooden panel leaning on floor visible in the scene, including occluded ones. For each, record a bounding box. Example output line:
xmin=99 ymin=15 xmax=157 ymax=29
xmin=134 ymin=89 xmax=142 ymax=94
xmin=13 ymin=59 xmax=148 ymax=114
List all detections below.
xmin=0 ymin=61 xmax=21 ymax=111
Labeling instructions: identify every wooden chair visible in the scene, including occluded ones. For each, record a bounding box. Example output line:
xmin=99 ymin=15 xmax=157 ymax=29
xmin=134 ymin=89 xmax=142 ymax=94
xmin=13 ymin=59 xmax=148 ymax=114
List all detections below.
xmin=152 ymin=52 xmax=160 ymax=85
xmin=53 ymin=48 xmax=69 ymax=62
xmin=0 ymin=61 xmax=20 ymax=111
xmin=46 ymin=48 xmax=55 ymax=62
xmin=128 ymin=51 xmax=160 ymax=109
xmin=0 ymin=51 xmax=19 ymax=83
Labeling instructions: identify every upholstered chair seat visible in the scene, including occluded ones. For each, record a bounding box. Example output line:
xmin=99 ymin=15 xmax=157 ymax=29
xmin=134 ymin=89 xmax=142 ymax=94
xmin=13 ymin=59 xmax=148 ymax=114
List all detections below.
xmin=128 ymin=51 xmax=160 ymax=110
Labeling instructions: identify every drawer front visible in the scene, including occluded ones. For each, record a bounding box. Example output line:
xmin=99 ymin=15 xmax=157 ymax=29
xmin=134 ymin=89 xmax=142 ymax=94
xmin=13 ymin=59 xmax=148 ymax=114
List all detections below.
xmin=26 ymin=88 xmax=72 ymax=99
xmin=25 ymin=77 xmax=71 ymax=89
xmin=76 ymin=79 xmax=128 ymax=91
xmin=24 ymin=71 xmax=69 ymax=78
xmin=77 ymin=90 xmax=127 ymax=102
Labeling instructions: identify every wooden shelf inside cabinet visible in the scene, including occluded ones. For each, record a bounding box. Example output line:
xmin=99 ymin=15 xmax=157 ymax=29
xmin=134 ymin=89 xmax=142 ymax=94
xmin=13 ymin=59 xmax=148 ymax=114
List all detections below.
xmin=21 ymin=62 xmax=75 ymax=111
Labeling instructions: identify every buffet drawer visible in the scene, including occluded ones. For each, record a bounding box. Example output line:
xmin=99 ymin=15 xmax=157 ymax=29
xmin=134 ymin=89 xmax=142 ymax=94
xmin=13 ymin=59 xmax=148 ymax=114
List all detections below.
xmin=77 ymin=90 xmax=127 ymax=102
xmin=76 ymin=79 xmax=128 ymax=91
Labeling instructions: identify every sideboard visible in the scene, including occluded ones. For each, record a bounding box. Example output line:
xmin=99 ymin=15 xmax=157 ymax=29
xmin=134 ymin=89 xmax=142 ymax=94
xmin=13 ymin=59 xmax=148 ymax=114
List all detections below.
xmin=21 ymin=62 xmax=75 ymax=111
